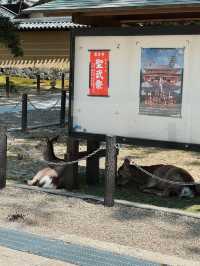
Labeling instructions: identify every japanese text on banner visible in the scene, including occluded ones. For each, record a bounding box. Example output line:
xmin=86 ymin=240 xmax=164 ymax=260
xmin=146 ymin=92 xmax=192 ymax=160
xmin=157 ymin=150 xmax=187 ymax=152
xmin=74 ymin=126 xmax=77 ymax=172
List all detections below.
xmin=89 ymin=50 xmax=109 ymax=96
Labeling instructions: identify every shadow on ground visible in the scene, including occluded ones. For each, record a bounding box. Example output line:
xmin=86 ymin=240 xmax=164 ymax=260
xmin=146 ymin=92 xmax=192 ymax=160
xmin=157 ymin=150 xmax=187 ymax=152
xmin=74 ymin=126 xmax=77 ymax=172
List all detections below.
xmin=77 ymin=170 xmax=200 ymax=214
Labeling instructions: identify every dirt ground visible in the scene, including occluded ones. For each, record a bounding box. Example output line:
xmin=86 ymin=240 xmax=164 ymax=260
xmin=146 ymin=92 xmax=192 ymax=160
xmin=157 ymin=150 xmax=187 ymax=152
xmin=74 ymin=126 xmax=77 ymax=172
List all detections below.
xmin=1 ymin=89 xmax=200 ymax=263
xmin=7 ymin=127 xmax=200 ymax=181
xmin=0 ymin=127 xmax=200 ymax=263
xmin=6 ymin=127 xmax=200 ymax=212
xmin=1 ymin=185 xmax=200 ymax=263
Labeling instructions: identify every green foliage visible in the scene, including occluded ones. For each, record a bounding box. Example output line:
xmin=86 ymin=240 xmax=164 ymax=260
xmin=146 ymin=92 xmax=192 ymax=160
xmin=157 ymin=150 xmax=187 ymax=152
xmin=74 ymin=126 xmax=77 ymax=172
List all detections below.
xmin=0 ymin=17 xmax=23 ymax=57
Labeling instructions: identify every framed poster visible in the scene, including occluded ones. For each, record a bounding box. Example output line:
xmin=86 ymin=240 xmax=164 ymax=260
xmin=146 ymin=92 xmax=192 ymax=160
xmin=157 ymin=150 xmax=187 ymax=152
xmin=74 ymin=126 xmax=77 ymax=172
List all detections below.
xmin=88 ymin=50 xmax=109 ymax=97
xmin=139 ymin=48 xmax=184 ymax=117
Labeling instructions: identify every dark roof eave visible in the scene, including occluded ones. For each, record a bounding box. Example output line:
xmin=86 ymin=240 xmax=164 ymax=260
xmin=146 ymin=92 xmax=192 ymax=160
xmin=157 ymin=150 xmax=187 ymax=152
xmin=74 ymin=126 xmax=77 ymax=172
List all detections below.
xmin=23 ymin=3 xmax=200 ymax=14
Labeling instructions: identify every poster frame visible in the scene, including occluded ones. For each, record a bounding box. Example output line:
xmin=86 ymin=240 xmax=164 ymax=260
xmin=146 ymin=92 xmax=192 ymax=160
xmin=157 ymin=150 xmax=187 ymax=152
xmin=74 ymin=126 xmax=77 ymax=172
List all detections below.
xmin=139 ymin=47 xmax=184 ymax=118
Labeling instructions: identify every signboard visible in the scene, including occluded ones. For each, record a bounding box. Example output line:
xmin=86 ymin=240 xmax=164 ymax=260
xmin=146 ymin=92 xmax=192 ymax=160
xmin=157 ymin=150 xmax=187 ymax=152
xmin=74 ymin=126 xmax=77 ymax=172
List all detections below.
xmin=89 ymin=50 xmax=109 ymax=96
xmin=71 ymin=29 xmax=200 ymax=147
xmin=139 ymin=48 xmax=184 ymax=117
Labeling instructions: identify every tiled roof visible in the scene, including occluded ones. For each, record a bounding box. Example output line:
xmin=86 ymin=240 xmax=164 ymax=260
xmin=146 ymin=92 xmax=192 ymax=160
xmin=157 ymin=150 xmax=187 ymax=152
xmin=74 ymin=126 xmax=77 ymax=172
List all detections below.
xmin=0 ymin=58 xmax=69 ymax=70
xmin=24 ymin=0 xmax=200 ymax=13
xmin=14 ymin=16 xmax=87 ymax=29
xmin=0 ymin=6 xmax=17 ymax=18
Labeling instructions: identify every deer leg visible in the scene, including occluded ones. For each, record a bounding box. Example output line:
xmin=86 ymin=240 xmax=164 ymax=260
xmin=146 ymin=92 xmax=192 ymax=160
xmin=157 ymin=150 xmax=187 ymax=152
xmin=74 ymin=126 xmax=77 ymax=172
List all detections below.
xmin=27 ymin=168 xmax=51 ymax=186
xmin=141 ymin=188 xmax=163 ymax=196
xmin=159 ymin=187 xmax=171 ymax=197
xmin=27 ymin=172 xmax=41 ymax=186
xmin=139 ymin=178 xmax=157 ymax=191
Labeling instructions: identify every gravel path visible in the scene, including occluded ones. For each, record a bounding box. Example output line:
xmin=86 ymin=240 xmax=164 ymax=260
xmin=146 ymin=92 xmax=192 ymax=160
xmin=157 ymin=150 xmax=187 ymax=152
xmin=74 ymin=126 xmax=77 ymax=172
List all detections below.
xmin=1 ymin=185 xmax=200 ymax=262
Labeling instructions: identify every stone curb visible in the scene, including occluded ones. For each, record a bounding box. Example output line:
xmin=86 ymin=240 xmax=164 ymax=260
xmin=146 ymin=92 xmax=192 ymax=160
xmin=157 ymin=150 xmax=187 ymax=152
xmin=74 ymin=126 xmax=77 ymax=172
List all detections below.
xmin=10 ymin=183 xmax=200 ymax=220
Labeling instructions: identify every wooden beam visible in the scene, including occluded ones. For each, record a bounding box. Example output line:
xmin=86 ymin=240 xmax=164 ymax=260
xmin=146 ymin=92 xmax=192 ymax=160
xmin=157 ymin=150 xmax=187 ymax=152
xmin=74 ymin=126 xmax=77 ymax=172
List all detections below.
xmin=74 ymin=9 xmax=200 ymax=26
xmin=86 ymin=140 xmax=100 ymax=185
xmin=104 ymin=136 xmax=117 ymax=207
xmin=66 ymin=138 xmax=79 ymax=189
xmin=0 ymin=126 xmax=7 ymax=189
xmin=21 ymin=94 xmax=28 ymax=132
xmin=79 ymin=6 xmax=200 ymax=17
xmin=121 ymin=17 xmax=200 ymax=24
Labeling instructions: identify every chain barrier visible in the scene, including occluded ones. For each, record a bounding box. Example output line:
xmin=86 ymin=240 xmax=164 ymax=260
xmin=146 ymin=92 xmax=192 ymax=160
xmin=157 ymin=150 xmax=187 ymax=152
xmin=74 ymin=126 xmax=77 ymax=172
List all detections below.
xmin=6 ymin=132 xmax=104 ymax=166
xmin=27 ymin=97 xmax=60 ymax=112
xmin=130 ymin=160 xmax=200 ymax=186
xmin=5 ymin=132 xmax=200 ymax=186
xmin=40 ymin=147 xmax=104 ymax=166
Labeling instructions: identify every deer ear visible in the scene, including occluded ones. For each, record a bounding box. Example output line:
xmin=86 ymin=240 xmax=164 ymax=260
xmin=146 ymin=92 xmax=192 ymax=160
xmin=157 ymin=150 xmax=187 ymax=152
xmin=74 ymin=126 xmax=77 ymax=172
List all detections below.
xmin=52 ymin=135 xmax=59 ymax=142
xmin=48 ymin=135 xmax=59 ymax=143
xmin=124 ymin=157 xmax=131 ymax=167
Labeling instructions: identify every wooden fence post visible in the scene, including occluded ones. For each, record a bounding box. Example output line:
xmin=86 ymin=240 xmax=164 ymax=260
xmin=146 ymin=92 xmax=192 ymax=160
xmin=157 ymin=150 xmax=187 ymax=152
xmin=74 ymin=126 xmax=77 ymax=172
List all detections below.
xmin=6 ymin=76 xmax=10 ymax=97
xmin=61 ymin=73 xmax=65 ymax=91
xmin=66 ymin=138 xmax=79 ymax=189
xmin=0 ymin=126 xmax=7 ymax=189
xmin=104 ymin=135 xmax=117 ymax=207
xmin=37 ymin=74 xmax=40 ymax=94
xmin=86 ymin=140 xmax=100 ymax=185
xmin=21 ymin=93 xmax=28 ymax=132
xmin=60 ymin=90 xmax=66 ymax=127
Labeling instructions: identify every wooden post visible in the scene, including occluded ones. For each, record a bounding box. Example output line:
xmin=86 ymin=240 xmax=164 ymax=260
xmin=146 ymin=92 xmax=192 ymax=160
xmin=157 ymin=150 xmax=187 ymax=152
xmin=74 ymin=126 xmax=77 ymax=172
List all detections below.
xmin=86 ymin=140 xmax=100 ymax=185
xmin=60 ymin=90 xmax=66 ymax=127
xmin=61 ymin=73 xmax=65 ymax=91
xmin=21 ymin=93 xmax=28 ymax=132
xmin=66 ymin=138 xmax=79 ymax=189
xmin=104 ymin=135 xmax=117 ymax=207
xmin=5 ymin=76 xmax=10 ymax=97
xmin=37 ymin=74 xmax=40 ymax=94
xmin=0 ymin=126 xmax=7 ymax=189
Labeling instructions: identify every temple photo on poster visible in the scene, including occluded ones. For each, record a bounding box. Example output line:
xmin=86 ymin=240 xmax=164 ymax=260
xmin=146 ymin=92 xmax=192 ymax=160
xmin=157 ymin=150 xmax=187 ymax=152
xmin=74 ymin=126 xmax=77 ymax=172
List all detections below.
xmin=139 ymin=48 xmax=184 ymax=117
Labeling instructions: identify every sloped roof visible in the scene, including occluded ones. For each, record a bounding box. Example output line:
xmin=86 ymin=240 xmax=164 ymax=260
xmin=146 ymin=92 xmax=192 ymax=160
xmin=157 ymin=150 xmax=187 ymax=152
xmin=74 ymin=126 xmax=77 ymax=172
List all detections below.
xmin=0 ymin=6 xmax=17 ymax=18
xmin=15 ymin=16 xmax=87 ymax=29
xmin=24 ymin=0 xmax=200 ymax=13
xmin=2 ymin=3 xmax=29 ymax=14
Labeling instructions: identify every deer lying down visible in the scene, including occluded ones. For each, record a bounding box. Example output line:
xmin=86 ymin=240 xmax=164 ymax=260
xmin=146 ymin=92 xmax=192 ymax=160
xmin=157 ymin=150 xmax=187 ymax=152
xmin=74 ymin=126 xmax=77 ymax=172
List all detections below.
xmin=41 ymin=136 xmax=66 ymax=163
xmin=27 ymin=164 xmax=72 ymax=189
xmin=117 ymin=158 xmax=199 ymax=198
xmin=27 ymin=136 xmax=73 ymax=189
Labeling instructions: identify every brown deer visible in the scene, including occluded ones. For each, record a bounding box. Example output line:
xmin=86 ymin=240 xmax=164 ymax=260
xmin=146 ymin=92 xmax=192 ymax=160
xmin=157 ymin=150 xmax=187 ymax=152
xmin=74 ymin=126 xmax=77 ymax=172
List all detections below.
xmin=27 ymin=136 xmax=74 ymax=189
xmin=117 ymin=157 xmax=198 ymax=198
xmin=41 ymin=136 xmax=66 ymax=163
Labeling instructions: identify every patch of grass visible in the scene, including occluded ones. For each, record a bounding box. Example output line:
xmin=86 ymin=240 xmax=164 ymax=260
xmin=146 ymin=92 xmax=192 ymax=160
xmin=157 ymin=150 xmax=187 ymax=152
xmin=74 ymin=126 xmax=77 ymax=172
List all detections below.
xmin=6 ymin=132 xmax=200 ymax=215
xmin=0 ymin=75 xmax=69 ymax=93
xmin=77 ymin=172 xmax=200 ymax=214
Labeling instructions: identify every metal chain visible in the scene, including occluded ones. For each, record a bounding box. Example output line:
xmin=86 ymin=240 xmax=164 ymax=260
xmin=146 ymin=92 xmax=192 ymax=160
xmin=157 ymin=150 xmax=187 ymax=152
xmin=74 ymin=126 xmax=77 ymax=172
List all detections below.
xmin=131 ymin=161 xmax=200 ymax=186
xmin=6 ymin=132 xmax=103 ymax=165
xmin=6 ymin=132 xmax=200 ymax=186
xmin=27 ymin=97 xmax=60 ymax=111
xmin=40 ymin=147 xmax=103 ymax=166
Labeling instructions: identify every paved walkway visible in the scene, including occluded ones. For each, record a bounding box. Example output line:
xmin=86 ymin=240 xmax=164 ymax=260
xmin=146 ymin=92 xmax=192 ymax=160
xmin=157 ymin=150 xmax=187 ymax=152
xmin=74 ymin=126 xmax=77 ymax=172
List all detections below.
xmin=0 ymin=93 xmax=64 ymax=114
xmin=0 ymin=227 xmax=158 ymax=266
xmin=0 ymin=246 xmax=74 ymax=266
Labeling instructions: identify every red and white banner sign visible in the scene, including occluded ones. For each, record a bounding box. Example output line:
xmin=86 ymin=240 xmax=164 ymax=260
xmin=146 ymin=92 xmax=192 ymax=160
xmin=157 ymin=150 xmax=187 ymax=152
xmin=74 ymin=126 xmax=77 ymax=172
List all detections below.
xmin=89 ymin=50 xmax=109 ymax=96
